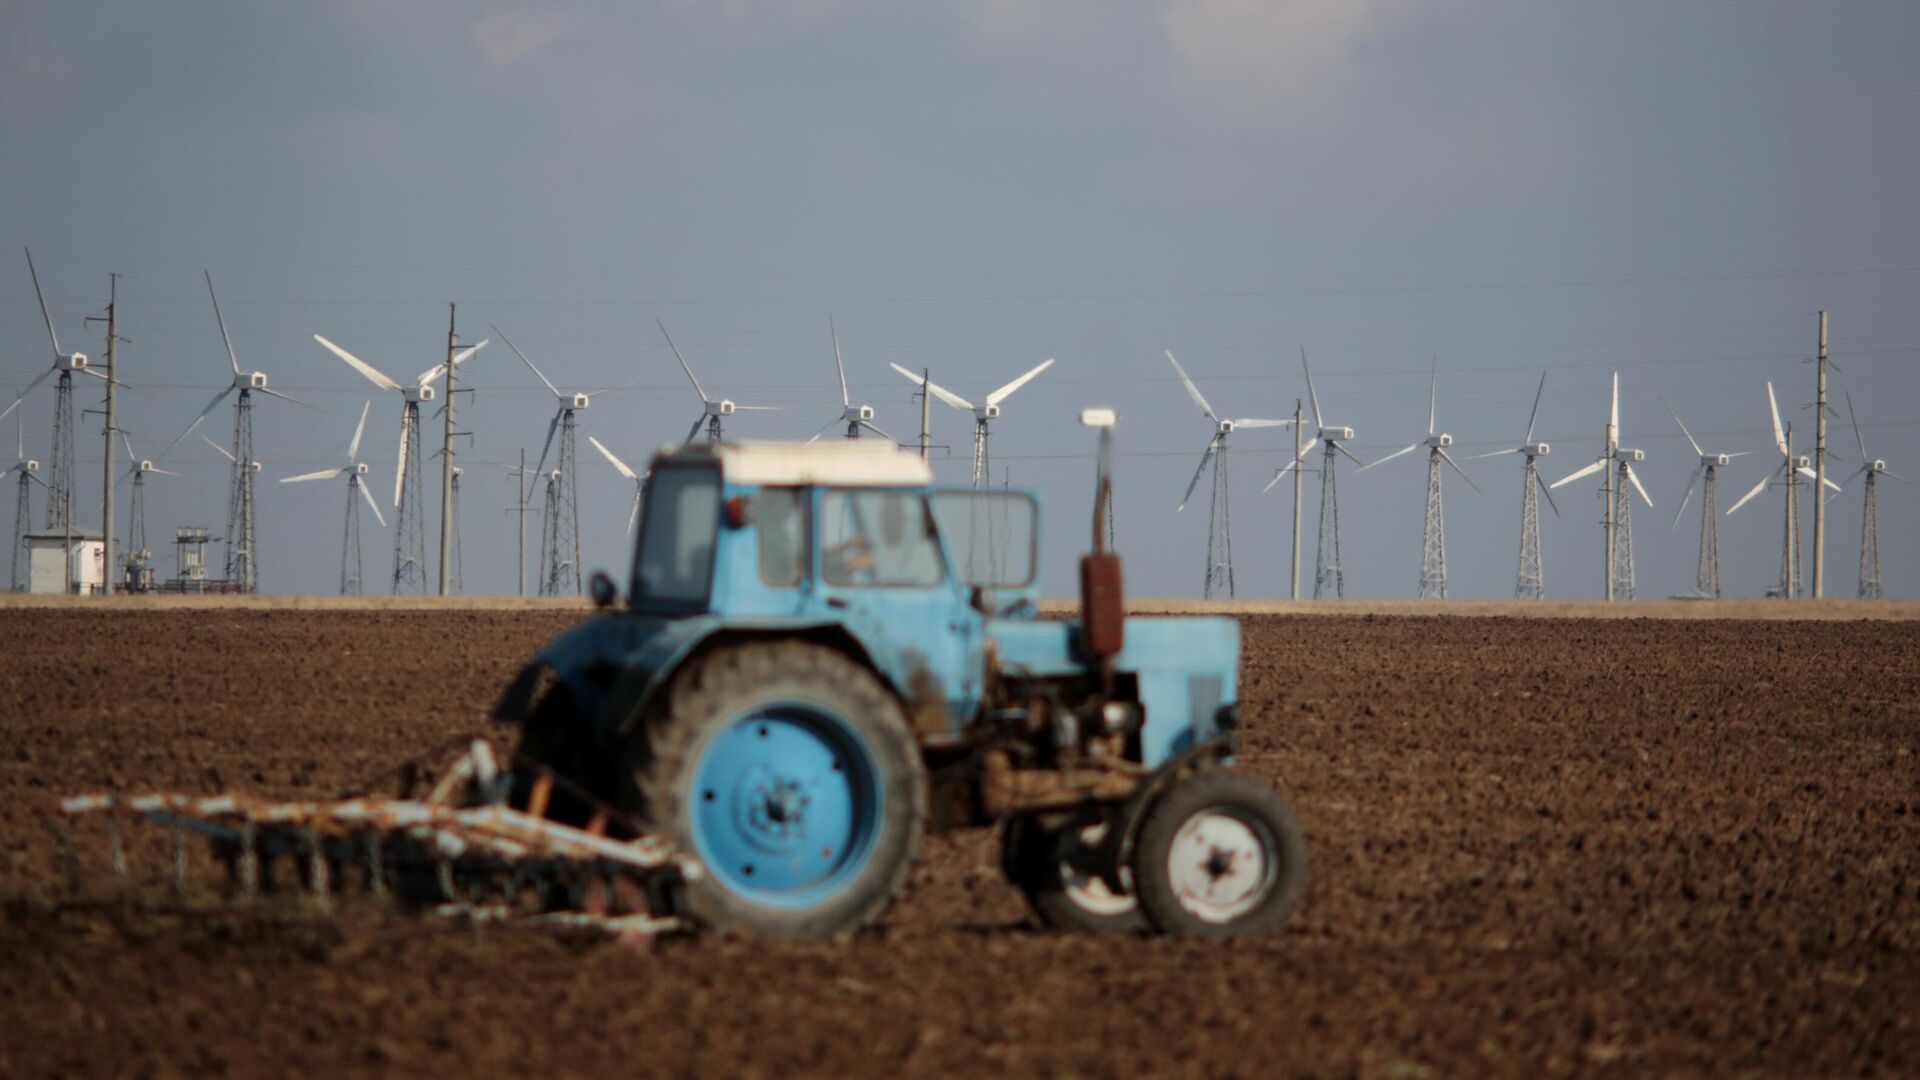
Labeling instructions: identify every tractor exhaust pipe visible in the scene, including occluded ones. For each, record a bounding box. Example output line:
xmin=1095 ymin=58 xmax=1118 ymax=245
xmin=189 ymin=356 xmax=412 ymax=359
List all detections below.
xmin=1079 ymin=410 xmax=1123 ymax=692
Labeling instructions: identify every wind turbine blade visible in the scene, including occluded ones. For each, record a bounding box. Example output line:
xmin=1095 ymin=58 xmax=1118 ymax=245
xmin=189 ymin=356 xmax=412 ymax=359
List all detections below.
xmin=1624 ymin=465 xmax=1653 ymax=507
xmin=394 ymin=409 xmax=410 ymax=507
xmin=25 ymin=247 xmax=62 ymax=358
xmin=120 ymin=430 xmax=136 ymax=463
xmin=1229 ymin=418 xmax=1290 ymax=429
xmin=985 ymin=357 xmax=1055 ymax=407
xmin=685 ymin=416 xmax=707 ymax=445
xmin=889 ymin=362 xmax=972 ymax=411
xmin=1670 ymin=466 xmax=1701 ymax=531
xmin=1300 ymin=345 xmax=1323 ymax=429
xmin=1725 ymin=451 xmax=1754 ymax=459
xmin=830 ymin=315 xmax=850 ymax=407
xmin=150 ymin=467 xmax=182 ymax=478
xmin=256 ymin=387 xmax=314 ymax=409
xmin=656 ymin=319 xmax=709 ymax=403
xmin=731 ymin=405 xmax=781 ymax=411
xmin=282 ymin=467 xmax=346 ymax=484
xmin=1609 ymin=372 xmax=1620 ymax=442
xmin=435 ymin=338 xmax=488 ymax=381
xmin=0 ymin=366 xmax=57 ymax=424
xmin=348 ymin=400 xmax=370 ymax=461
xmin=588 ymin=435 xmax=637 ymax=479
xmin=533 ymin=411 xmax=561 ymax=477
xmin=1551 ymin=459 xmax=1607 ymax=489
xmin=163 ymin=386 xmax=236 ymax=457
xmin=860 ymin=420 xmax=898 ymax=443
xmin=1726 ymin=473 xmax=1772 ymax=515
xmin=1803 ymin=468 xmax=1841 ymax=494
xmin=1266 ymin=439 xmax=1319 ymax=491
xmin=1468 ymin=447 xmax=1520 ymax=460
xmin=803 ymin=416 xmax=842 ymax=446
xmin=1766 ymin=381 xmax=1787 ymax=457
xmin=1427 ymin=358 xmax=1437 ymax=437
xmin=1437 ymin=447 xmax=1479 ymax=493
xmin=312 ymin=334 xmax=401 ymax=391
xmin=1334 ymin=443 xmax=1367 ymax=468
xmin=1662 ymin=397 xmax=1705 ymax=458
xmin=493 ymin=324 xmax=562 ymax=399
xmin=1881 ymin=469 xmax=1911 ymax=484
xmin=359 ymin=477 xmax=387 ymax=528
xmin=1360 ymin=444 xmax=1420 ymax=472
xmin=1178 ymin=437 xmax=1218 ymax=511
xmin=1536 ymin=470 xmax=1561 ymax=517
xmin=1164 ymin=351 xmax=1217 ymax=422
xmin=1846 ymin=391 xmax=1868 ymax=463
xmin=1524 ymin=371 xmax=1547 ymax=444
xmin=627 ymin=491 xmax=642 ymax=536
xmin=205 ymin=271 xmax=241 ymax=376
xmin=201 ymin=433 xmax=238 ymax=463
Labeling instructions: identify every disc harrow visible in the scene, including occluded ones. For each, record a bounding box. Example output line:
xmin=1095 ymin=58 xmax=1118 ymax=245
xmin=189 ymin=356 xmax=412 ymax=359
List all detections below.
xmin=51 ymin=741 xmax=699 ymax=942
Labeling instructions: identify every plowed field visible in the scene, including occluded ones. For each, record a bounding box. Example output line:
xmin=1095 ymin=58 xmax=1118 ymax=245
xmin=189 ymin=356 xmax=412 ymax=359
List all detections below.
xmin=1 ymin=608 xmax=1916 ymax=1077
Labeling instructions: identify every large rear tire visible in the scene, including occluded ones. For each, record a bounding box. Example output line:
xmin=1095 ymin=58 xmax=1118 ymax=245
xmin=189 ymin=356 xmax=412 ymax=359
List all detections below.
xmin=624 ymin=641 xmax=927 ymax=939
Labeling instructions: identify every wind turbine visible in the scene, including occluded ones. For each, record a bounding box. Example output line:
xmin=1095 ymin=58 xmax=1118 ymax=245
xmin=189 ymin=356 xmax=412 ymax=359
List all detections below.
xmin=1359 ymin=360 xmax=1479 ymax=599
xmin=1551 ymin=373 xmax=1650 ymax=600
xmin=280 ymin=401 xmax=385 ymax=595
xmin=1470 ymin=371 xmax=1557 ymax=599
xmin=6 ymin=411 xmax=45 ymax=591
xmin=162 ymin=272 xmax=310 ymax=592
xmin=313 ymin=333 xmax=484 ymax=593
xmin=890 ymin=358 xmax=1055 ymax=487
xmin=2 ymin=249 xmax=96 ymax=532
xmin=1726 ymin=382 xmax=1840 ymax=598
xmin=807 ymin=316 xmax=893 ymax=442
xmin=1165 ymin=351 xmax=1290 ymax=599
xmin=658 ymin=320 xmax=778 ymax=444
xmin=1842 ymin=392 xmax=1905 ymax=598
xmin=1662 ymin=399 xmax=1748 ymax=599
xmin=589 ymin=436 xmax=650 ymax=537
xmin=1265 ymin=347 xmax=1360 ymax=599
xmin=495 ymin=325 xmax=599 ymax=596
xmin=113 ymin=433 xmax=180 ymax=591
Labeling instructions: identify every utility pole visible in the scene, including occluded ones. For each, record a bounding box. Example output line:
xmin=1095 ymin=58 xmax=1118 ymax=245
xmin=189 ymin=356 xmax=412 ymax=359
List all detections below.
xmin=517 ymin=448 xmax=527 ymax=597
xmin=1290 ymin=397 xmax=1302 ymax=600
xmin=438 ymin=303 xmax=457 ymax=596
xmin=99 ymin=275 xmax=119 ymax=595
xmin=918 ymin=368 xmax=932 ymax=463
xmin=1812 ymin=309 xmax=1827 ymax=595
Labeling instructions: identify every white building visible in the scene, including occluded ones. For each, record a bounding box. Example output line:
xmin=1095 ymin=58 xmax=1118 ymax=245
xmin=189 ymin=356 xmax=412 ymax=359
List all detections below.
xmin=24 ymin=531 xmax=106 ymax=594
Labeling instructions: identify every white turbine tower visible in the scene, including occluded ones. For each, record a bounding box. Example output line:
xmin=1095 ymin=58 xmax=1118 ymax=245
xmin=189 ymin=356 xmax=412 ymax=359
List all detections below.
xmin=1470 ymin=372 xmax=1557 ymax=599
xmin=1165 ymin=351 xmax=1290 ymax=599
xmin=163 ymin=272 xmax=311 ymax=592
xmin=1266 ymin=347 xmax=1360 ymax=599
xmin=1359 ymin=361 xmax=1479 ymax=599
xmin=589 ymin=435 xmax=650 ymax=537
xmin=1726 ymin=382 xmax=1840 ymax=598
xmin=890 ymin=358 xmax=1055 ymax=487
xmin=1842 ymin=393 xmax=1905 ymax=598
xmin=806 ymin=316 xmax=894 ymax=443
xmin=2 ymin=248 xmax=95 ymax=532
xmin=1662 ymin=399 xmax=1748 ymax=599
xmin=280 ymin=401 xmax=385 ymax=595
xmin=313 ymin=333 xmax=485 ymax=593
xmin=658 ymin=320 xmax=778 ymax=444
xmin=1550 ymin=373 xmax=1651 ymax=600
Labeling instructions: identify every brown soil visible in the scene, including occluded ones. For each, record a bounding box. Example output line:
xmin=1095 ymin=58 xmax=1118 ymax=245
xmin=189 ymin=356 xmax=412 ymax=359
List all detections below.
xmin=1 ymin=610 xmax=1916 ymax=1077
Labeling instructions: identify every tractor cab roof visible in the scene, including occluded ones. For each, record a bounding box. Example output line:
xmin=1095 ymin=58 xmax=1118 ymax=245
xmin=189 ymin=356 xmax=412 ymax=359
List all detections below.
xmin=657 ymin=439 xmax=935 ymax=488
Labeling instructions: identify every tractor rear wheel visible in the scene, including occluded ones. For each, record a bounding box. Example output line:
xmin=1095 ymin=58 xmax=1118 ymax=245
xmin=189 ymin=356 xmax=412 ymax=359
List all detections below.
xmin=625 ymin=641 xmax=927 ymax=939
xmin=1001 ymin=813 xmax=1145 ymax=932
xmin=1130 ymin=769 xmax=1306 ymax=937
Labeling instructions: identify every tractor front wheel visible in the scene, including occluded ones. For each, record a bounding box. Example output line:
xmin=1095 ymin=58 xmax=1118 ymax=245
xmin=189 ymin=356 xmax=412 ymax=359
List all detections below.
xmin=1130 ymin=769 xmax=1306 ymax=937
xmin=625 ymin=641 xmax=927 ymax=939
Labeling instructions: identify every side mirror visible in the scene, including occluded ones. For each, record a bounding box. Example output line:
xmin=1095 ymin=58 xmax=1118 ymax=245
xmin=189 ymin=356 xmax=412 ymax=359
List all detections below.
xmin=589 ymin=571 xmax=618 ymax=609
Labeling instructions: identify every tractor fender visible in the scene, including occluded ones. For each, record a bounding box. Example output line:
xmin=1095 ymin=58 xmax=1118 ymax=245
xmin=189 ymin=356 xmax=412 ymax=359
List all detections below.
xmin=1093 ymin=735 xmax=1235 ymax=895
xmin=491 ymin=613 xmax=631 ymax=724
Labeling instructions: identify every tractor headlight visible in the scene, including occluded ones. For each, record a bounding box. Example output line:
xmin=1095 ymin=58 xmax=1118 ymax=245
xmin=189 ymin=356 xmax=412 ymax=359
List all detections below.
xmin=1099 ymin=701 xmax=1142 ymax=735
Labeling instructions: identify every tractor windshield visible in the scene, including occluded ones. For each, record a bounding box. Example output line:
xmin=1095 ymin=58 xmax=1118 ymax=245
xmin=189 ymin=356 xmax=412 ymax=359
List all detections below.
xmin=930 ymin=490 xmax=1037 ymax=589
xmin=631 ymin=465 xmax=720 ymax=609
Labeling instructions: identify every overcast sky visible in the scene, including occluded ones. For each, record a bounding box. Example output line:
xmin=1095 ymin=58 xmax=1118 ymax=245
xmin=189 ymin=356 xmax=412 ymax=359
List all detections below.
xmin=4 ymin=1 xmax=1917 ymax=599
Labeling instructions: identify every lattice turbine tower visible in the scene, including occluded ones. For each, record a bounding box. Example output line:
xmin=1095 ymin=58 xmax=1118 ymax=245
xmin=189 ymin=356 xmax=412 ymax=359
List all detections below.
xmin=1269 ymin=347 xmax=1360 ymax=599
xmin=1165 ymin=352 xmax=1289 ymax=599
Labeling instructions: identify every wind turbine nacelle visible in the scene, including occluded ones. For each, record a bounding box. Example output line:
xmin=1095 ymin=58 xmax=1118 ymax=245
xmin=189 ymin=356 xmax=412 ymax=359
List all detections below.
xmin=712 ymin=399 xmax=735 ymax=416
xmin=248 ymin=371 xmax=269 ymax=390
xmin=23 ymin=460 xmax=39 ymax=472
xmin=1218 ymin=419 xmax=1236 ymax=434
xmin=570 ymin=393 xmax=591 ymax=410
xmin=1871 ymin=459 xmax=1886 ymax=473
xmin=1525 ymin=442 xmax=1550 ymax=457
xmin=1708 ymin=453 xmax=1731 ymax=467
xmin=353 ymin=463 xmax=369 ymax=476
xmin=248 ymin=461 xmax=262 ymax=473
xmin=1429 ymin=433 xmax=1453 ymax=448
xmin=855 ymin=404 xmax=875 ymax=422
xmin=63 ymin=353 xmax=89 ymax=371
xmin=549 ymin=469 xmax=563 ymax=482
xmin=1795 ymin=454 xmax=1811 ymax=469
xmin=410 ymin=385 xmax=436 ymax=403
xmin=981 ymin=404 xmax=1002 ymax=420
xmin=139 ymin=460 xmax=156 ymax=473
xmin=1617 ymin=448 xmax=1644 ymax=462
xmin=1319 ymin=426 xmax=1353 ymax=442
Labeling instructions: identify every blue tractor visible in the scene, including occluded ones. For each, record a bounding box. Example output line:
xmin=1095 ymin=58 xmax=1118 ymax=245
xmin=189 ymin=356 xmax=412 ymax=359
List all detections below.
xmin=493 ymin=422 xmax=1306 ymax=938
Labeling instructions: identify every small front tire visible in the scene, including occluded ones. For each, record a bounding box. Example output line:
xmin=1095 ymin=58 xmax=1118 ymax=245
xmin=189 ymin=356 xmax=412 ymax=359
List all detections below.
xmin=1001 ymin=813 xmax=1146 ymax=932
xmin=1130 ymin=769 xmax=1306 ymax=937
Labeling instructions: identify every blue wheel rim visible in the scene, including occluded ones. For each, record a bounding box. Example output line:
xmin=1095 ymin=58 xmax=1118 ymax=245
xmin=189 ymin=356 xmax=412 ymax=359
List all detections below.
xmin=687 ymin=701 xmax=883 ymax=910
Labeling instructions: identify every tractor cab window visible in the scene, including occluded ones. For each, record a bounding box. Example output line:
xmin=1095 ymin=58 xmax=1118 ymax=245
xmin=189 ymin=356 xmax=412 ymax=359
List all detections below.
xmin=631 ymin=465 xmax=719 ymax=607
xmin=819 ymin=490 xmax=945 ymax=588
xmin=757 ymin=487 xmax=807 ymax=587
xmin=931 ymin=490 xmax=1038 ymax=588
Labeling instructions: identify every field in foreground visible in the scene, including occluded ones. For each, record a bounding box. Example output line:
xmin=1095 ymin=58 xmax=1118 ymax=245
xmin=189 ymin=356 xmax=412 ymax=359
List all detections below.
xmin=0 ymin=609 xmax=1916 ymax=1077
